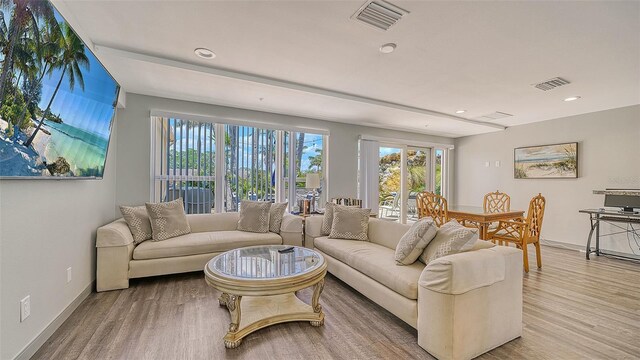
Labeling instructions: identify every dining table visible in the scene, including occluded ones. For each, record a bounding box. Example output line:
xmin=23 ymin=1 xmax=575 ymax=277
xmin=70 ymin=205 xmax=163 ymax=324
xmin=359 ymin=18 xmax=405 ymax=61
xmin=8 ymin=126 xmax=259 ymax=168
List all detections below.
xmin=448 ymin=205 xmax=525 ymax=240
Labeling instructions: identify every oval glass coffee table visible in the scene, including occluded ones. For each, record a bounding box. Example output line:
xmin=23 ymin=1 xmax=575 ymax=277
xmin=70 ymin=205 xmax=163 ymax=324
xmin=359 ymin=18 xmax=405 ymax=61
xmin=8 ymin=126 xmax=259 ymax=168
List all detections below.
xmin=204 ymin=245 xmax=327 ymax=348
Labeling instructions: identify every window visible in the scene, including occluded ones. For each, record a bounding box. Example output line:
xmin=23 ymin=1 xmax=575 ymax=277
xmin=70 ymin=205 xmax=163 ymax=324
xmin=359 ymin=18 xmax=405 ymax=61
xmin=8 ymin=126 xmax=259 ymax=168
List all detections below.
xmin=152 ymin=115 xmax=326 ymax=214
xmin=152 ymin=117 xmax=216 ymax=214
xmin=224 ymin=125 xmax=277 ymax=212
xmin=378 ymin=146 xmax=402 ymax=221
xmin=435 ymin=149 xmax=444 ymax=196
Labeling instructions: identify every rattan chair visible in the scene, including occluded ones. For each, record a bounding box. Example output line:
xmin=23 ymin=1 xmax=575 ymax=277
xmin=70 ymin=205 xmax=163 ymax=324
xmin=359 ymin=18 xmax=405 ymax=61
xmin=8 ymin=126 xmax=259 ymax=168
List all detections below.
xmin=487 ymin=193 xmax=546 ymax=273
xmin=484 ymin=190 xmax=511 ymax=213
xmin=416 ymin=192 xmax=449 ymax=227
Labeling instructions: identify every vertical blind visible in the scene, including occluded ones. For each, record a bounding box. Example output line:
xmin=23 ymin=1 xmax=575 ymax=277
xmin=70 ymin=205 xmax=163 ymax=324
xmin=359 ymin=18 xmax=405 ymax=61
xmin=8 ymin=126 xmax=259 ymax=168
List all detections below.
xmin=152 ymin=116 xmax=326 ymax=214
xmin=153 ymin=117 xmax=216 ymax=214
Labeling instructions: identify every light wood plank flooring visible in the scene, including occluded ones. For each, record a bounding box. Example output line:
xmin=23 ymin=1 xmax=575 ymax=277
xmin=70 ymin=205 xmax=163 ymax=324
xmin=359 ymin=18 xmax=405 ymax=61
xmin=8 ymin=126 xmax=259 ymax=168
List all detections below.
xmin=32 ymin=246 xmax=640 ymax=360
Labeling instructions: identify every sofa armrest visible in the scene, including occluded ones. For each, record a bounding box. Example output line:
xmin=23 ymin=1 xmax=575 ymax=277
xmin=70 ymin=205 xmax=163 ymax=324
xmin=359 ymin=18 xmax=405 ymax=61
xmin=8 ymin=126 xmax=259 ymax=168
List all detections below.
xmin=97 ymin=218 xmax=134 ymax=248
xmin=304 ymin=215 xmax=323 ymax=238
xmin=280 ymin=213 xmax=303 ymax=233
xmin=419 ymin=246 xmax=521 ymax=295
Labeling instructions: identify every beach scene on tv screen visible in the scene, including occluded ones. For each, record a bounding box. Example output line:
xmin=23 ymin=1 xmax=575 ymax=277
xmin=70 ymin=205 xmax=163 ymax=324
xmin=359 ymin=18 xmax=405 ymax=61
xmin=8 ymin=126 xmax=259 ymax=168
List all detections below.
xmin=0 ymin=1 xmax=118 ymax=178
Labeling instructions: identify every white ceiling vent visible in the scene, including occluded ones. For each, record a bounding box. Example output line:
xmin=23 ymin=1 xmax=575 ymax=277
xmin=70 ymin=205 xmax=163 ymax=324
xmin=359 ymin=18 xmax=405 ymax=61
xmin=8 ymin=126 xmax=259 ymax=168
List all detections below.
xmin=473 ymin=112 xmax=514 ymax=122
xmin=352 ymin=0 xmax=409 ymax=31
xmin=533 ymin=77 xmax=571 ymax=91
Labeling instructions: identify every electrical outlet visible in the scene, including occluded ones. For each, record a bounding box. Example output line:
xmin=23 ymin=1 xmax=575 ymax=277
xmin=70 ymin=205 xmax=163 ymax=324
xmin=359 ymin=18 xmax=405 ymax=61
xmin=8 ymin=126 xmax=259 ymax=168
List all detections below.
xmin=67 ymin=267 xmax=72 ymax=284
xmin=495 ymin=161 xmax=501 ymax=167
xmin=20 ymin=296 xmax=30 ymax=322
xmin=484 ymin=161 xmax=490 ymax=167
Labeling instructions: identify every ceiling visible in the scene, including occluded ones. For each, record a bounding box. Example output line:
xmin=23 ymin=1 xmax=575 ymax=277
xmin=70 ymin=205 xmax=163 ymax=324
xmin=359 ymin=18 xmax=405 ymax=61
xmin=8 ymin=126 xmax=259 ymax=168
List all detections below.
xmin=53 ymin=0 xmax=640 ymax=138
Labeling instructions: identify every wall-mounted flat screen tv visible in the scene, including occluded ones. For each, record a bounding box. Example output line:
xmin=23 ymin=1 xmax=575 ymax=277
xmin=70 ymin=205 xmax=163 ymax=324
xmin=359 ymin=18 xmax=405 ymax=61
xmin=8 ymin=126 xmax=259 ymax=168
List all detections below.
xmin=0 ymin=1 xmax=119 ymax=179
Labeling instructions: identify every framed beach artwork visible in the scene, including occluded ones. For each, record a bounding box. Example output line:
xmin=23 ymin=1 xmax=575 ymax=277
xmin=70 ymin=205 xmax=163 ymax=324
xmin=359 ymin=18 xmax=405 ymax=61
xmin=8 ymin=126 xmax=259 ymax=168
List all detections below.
xmin=0 ymin=1 xmax=119 ymax=179
xmin=514 ymin=142 xmax=578 ymax=179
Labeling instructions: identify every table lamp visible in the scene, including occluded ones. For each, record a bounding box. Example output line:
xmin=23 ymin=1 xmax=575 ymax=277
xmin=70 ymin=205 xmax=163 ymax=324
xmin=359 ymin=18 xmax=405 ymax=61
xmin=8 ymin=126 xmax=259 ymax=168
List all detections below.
xmin=305 ymin=173 xmax=321 ymax=212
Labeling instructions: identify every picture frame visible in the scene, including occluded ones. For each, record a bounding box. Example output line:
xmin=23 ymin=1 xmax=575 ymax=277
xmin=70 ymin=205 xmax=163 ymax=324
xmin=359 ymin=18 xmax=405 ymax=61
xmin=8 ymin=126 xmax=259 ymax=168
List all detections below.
xmin=514 ymin=142 xmax=578 ymax=179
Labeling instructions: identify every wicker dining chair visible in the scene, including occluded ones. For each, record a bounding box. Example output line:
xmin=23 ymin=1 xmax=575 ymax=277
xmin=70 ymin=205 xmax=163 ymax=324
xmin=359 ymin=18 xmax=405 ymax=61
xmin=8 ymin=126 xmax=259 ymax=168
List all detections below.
xmin=487 ymin=193 xmax=546 ymax=273
xmin=416 ymin=192 xmax=449 ymax=227
xmin=484 ymin=190 xmax=511 ymax=213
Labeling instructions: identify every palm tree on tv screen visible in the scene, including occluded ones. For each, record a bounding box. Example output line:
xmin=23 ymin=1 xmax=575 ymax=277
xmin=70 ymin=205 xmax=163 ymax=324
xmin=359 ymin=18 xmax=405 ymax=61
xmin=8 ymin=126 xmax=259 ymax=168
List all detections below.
xmin=0 ymin=0 xmax=55 ymax=108
xmin=25 ymin=22 xmax=89 ymax=147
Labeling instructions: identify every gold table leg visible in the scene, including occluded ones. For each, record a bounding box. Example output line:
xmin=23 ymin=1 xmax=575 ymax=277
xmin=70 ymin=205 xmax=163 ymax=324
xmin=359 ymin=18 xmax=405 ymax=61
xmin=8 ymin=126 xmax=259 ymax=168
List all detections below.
xmin=310 ymin=279 xmax=325 ymax=327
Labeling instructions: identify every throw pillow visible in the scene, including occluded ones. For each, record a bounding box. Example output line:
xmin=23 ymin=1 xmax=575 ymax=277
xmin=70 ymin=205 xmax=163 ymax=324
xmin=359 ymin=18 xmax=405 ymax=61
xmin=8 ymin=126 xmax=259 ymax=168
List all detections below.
xmin=321 ymin=202 xmax=336 ymax=236
xmin=119 ymin=205 xmax=152 ymax=244
xmin=145 ymin=198 xmax=191 ymax=241
xmin=419 ymin=219 xmax=478 ymax=265
xmin=329 ymin=206 xmax=371 ymax=241
xmin=237 ymin=200 xmax=271 ymax=233
xmin=269 ymin=202 xmax=288 ymax=233
xmin=395 ymin=218 xmax=438 ymax=265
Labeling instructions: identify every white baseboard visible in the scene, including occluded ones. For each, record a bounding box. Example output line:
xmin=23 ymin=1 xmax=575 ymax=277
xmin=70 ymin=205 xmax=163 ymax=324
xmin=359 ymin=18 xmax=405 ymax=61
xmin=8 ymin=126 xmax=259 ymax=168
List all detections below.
xmin=13 ymin=281 xmax=94 ymax=360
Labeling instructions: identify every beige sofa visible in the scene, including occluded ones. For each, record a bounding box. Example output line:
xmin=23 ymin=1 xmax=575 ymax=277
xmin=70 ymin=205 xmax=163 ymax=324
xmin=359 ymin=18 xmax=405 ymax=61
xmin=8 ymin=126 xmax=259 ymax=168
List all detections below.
xmin=96 ymin=212 xmax=303 ymax=292
xmin=305 ymin=216 xmax=523 ymax=360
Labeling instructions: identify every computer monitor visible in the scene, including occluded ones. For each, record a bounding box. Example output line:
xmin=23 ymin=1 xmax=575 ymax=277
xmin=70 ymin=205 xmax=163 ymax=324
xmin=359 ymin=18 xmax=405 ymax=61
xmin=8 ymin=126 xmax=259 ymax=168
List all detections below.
xmin=604 ymin=189 xmax=640 ymax=213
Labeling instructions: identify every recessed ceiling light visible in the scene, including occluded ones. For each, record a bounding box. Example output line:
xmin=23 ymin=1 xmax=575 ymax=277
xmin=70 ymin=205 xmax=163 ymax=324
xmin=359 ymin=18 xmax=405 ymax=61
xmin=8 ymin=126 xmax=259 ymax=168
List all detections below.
xmin=455 ymin=110 xmax=466 ymax=114
xmin=564 ymin=96 xmax=581 ymax=102
xmin=194 ymin=48 xmax=216 ymax=59
xmin=379 ymin=43 xmax=397 ymax=54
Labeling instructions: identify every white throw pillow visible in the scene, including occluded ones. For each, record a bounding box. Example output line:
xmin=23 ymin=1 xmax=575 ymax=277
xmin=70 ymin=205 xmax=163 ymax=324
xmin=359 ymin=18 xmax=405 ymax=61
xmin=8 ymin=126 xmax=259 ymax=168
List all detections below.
xmin=395 ymin=218 xmax=438 ymax=265
xmin=321 ymin=202 xmax=336 ymax=236
xmin=419 ymin=219 xmax=478 ymax=265
xmin=145 ymin=198 xmax=191 ymax=241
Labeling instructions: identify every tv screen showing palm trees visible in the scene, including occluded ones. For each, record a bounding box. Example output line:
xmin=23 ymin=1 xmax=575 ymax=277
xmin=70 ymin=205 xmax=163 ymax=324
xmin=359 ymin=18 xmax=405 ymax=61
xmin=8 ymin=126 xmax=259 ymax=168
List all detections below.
xmin=0 ymin=1 xmax=119 ymax=178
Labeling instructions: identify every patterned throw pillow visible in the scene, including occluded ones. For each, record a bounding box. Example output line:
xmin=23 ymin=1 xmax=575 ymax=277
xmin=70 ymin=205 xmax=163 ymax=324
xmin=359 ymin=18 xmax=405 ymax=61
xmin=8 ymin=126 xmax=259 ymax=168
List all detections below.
xmin=321 ymin=202 xmax=336 ymax=236
xmin=329 ymin=206 xmax=371 ymax=241
xmin=419 ymin=219 xmax=478 ymax=265
xmin=395 ymin=218 xmax=438 ymax=265
xmin=269 ymin=202 xmax=288 ymax=233
xmin=119 ymin=205 xmax=152 ymax=244
xmin=237 ymin=200 xmax=271 ymax=233
xmin=145 ymin=198 xmax=191 ymax=241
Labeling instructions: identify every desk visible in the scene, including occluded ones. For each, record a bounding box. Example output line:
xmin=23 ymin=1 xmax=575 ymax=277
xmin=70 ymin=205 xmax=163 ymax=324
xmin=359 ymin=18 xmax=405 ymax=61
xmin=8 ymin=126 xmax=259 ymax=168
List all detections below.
xmin=448 ymin=205 xmax=525 ymax=240
xmin=579 ymin=209 xmax=640 ymax=261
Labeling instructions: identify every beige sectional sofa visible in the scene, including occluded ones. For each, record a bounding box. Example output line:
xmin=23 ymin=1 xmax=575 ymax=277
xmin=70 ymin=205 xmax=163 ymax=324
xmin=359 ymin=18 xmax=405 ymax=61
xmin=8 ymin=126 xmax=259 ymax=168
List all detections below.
xmin=96 ymin=212 xmax=303 ymax=292
xmin=305 ymin=216 xmax=523 ymax=360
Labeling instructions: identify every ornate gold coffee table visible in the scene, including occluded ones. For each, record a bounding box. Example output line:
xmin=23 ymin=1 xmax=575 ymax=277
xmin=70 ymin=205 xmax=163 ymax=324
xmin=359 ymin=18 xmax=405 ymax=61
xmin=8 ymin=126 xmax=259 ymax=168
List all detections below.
xmin=204 ymin=245 xmax=326 ymax=348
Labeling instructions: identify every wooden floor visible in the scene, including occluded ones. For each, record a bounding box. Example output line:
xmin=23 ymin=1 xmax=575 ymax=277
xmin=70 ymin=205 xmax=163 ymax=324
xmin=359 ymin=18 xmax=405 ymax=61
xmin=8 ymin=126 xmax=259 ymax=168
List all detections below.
xmin=33 ymin=246 xmax=640 ymax=360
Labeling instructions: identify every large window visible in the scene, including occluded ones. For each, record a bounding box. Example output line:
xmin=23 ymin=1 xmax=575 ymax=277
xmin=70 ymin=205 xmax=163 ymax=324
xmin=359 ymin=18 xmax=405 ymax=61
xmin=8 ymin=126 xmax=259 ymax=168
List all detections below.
xmin=152 ymin=116 xmax=326 ymax=214
xmin=224 ymin=125 xmax=277 ymax=212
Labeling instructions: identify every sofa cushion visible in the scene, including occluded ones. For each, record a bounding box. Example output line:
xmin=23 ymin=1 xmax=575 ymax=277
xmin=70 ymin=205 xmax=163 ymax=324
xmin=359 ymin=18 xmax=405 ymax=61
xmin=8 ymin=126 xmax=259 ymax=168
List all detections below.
xmin=269 ymin=202 xmax=288 ymax=233
xmin=315 ymin=237 xmax=424 ymax=299
xmin=237 ymin=200 xmax=271 ymax=233
xmin=419 ymin=219 xmax=478 ymax=265
xmin=133 ymin=230 xmax=282 ymax=260
xmin=395 ymin=218 xmax=438 ymax=265
xmin=145 ymin=198 xmax=191 ymax=241
xmin=329 ymin=206 xmax=371 ymax=241
xmin=119 ymin=205 xmax=153 ymax=244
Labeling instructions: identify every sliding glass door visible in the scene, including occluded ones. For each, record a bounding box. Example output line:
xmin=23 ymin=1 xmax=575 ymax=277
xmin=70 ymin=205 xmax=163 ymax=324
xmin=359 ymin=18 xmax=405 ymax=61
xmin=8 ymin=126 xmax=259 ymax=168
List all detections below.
xmin=379 ymin=146 xmax=402 ymax=221
xmin=373 ymin=145 xmax=445 ymax=224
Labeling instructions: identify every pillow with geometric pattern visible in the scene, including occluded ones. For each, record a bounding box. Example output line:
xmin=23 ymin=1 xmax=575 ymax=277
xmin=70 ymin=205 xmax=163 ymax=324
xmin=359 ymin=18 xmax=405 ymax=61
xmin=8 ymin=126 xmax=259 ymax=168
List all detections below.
xmin=395 ymin=218 xmax=438 ymax=265
xmin=419 ymin=219 xmax=478 ymax=265
xmin=145 ymin=198 xmax=191 ymax=241
xmin=119 ymin=205 xmax=153 ymax=244
xmin=269 ymin=202 xmax=288 ymax=233
xmin=329 ymin=206 xmax=371 ymax=241
xmin=237 ymin=200 xmax=271 ymax=233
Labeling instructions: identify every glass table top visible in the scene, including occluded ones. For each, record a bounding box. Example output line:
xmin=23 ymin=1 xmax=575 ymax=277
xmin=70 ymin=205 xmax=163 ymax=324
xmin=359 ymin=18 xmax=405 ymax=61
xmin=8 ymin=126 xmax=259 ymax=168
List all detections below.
xmin=208 ymin=245 xmax=323 ymax=280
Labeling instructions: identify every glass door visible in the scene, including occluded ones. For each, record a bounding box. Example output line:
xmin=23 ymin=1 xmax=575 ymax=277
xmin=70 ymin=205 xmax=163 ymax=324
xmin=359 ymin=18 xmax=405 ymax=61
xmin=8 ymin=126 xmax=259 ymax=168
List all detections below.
xmin=407 ymin=147 xmax=429 ymax=222
xmin=379 ymin=146 xmax=402 ymax=221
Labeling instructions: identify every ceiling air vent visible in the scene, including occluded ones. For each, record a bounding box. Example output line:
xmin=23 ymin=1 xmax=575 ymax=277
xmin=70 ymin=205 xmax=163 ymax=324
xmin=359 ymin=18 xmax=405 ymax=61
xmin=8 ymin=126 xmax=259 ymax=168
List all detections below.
xmin=473 ymin=112 xmax=514 ymax=122
xmin=533 ymin=77 xmax=571 ymax=91
xmin=352 ymin=0 xmax=409 ymax=31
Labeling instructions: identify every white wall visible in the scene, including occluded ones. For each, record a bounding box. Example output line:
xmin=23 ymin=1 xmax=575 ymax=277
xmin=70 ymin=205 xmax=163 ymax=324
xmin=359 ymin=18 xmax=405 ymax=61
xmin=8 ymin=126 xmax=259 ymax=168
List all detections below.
xmin=0 ymin=125 xmax=118 ymax=359
xmin=115 ymin=93 xmax=454 ymax=208
xmin=454 ymin=105 xmax=640 ymax=253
